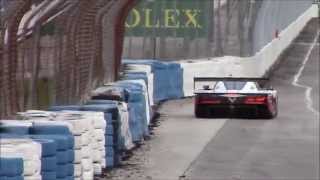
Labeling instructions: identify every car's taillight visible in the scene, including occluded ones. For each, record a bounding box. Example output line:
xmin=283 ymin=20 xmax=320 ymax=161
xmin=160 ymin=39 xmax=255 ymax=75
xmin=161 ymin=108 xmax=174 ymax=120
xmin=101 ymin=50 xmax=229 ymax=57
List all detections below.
xmin=244 ymin=96 xmax=266 ymax=104
xmin=197 ymin=97 xmax=221 ymax=104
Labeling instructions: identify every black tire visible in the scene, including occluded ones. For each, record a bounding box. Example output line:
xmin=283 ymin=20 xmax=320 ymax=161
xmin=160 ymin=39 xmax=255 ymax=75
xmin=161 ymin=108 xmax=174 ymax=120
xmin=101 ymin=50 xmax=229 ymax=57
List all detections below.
xmin=260 ymin=102 xmax=278 ymax=119
xmin=195 ymin=105 xmax=207 ymax=118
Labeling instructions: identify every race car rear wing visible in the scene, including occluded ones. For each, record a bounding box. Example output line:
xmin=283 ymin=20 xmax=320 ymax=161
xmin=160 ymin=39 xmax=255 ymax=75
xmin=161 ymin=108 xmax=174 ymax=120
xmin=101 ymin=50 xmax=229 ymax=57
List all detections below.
xmin=193 ymin=77 xmax=270 ymax=90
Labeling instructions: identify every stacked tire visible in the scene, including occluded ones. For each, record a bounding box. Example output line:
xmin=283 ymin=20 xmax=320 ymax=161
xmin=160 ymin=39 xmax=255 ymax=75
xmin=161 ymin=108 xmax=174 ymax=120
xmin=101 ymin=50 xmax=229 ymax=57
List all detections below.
xmin=113 ymin=80 xmax=150 ymax=142
xmin=31 ymin=139 xmax=58 ymax=180
xmin=80 ymin=105 xmax=118 ymax=168
xmin=0 ymin=158 xmax=24 ymax=180
xmin=80 ymin=111 xmax=107 ymax=174
xmin=0 ymin=139 xmax=42 ymax=180
xmin=49 ymin=105 xmax=117 ymax=169
xmin=22 ymin=110 xmax=100 ymax=180
xmin=30 ymin=122 xmax=75 ymax=180
xmin=55 ymin=112 xmax=93 ymax=179
xmin=85 ymin=100 xmax=134 ymax=152
xmin=122 ymin=64 xmax=155 ymax=106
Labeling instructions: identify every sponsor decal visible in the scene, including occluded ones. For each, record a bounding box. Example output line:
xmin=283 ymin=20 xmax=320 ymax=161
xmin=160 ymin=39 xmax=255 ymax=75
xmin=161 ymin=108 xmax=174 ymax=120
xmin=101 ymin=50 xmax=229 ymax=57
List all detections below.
xmin=125 ymin=0 xmax=211 ymax=37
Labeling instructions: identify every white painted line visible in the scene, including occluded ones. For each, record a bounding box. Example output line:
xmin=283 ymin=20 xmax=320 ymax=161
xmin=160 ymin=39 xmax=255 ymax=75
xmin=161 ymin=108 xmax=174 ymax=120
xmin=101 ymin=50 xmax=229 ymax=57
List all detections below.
xmin=292 ymin=31 xmax=320 ymax=117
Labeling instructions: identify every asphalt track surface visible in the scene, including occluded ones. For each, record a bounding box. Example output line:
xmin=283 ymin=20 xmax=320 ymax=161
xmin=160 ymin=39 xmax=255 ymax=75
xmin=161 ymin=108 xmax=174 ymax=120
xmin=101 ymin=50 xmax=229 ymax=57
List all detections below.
xmin=183 ymin=18 xmax=320 ymax=180
xmin=105 ymin=18 xmax=319 ymax=180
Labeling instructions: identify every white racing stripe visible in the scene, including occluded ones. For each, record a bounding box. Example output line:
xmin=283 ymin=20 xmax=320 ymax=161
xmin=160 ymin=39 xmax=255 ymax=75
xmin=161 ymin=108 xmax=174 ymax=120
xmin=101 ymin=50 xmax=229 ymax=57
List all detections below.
xmin=292 ymin=31 xmax=320 ymax=117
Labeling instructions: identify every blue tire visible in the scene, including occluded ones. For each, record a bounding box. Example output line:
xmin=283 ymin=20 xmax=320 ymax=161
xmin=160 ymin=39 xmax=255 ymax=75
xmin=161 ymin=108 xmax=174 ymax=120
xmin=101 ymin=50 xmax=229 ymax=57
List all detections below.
xmin=56 ymin=163 xmax=69 ymax=178
xmin=30 ymin=135 xmax=69 ymax=151
xmin=41 ymin=171 xmax=57 ymax=180
xmin=105 ymin=126 xmax=114 ymax=135
xmin=67 ymin=163 xmax=74 ymax=176
xmin=41 ymin=156 xmax=57 ymax=172
xmin=32 ymin=139 xmax=57 ymax=157
xmin=0 ymin=125 xmax=30 ymax=135
xmin=31 ymin=125 xmax=71 ymax=135
xmin=56 ymin=150 xmax=69 ymax=164
xmin=1 ymin=176 xmax=24 ymax=180
xmin=0 ymin=158 xmax=23 ymax=176
xmin=105 ymin=146 xmax=114 ymax=157
xmin=67 ymin=149 xmax=75 ymax=163
xmin=105 ymin=156 xmax=114 ymax=168
xmin=105 ymin=135 xmax=114 ymax=146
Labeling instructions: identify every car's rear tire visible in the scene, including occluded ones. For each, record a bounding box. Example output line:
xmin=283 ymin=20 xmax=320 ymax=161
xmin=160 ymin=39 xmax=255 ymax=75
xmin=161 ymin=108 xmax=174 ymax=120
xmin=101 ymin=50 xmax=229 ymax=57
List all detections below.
xmin=263 ymin=110 xmax=276 ymax=119
xmin=195 ymin=105 xmax=207 ymax=118
xmin=260 ymin=102 xmax=278 ymax=119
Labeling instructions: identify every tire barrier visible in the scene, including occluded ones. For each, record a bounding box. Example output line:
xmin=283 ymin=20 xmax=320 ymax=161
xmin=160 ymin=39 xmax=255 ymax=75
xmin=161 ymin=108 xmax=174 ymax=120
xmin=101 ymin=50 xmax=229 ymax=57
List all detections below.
xmin=91 ymin=86 xmax=130 ymax=102
xmin=111 ymin=80 xmax=150 ymax=142
xmin=122 ymin=59 xmax=184 ymax=103
xmin=85 ymin=100 xmax=134 ymax=151
xmin=48 ymin=105 xmax=119 ymax=169
xmin=121 ymin=64 xmax=155 ymax=106
xmin=0 ymin=59 xmax=187 ymax=180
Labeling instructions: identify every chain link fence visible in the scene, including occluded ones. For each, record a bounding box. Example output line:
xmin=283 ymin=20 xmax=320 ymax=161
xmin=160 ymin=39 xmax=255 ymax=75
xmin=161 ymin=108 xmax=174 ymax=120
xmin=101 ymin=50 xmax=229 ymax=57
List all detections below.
xmin=0 ymin=0 xmax=135 ymax=118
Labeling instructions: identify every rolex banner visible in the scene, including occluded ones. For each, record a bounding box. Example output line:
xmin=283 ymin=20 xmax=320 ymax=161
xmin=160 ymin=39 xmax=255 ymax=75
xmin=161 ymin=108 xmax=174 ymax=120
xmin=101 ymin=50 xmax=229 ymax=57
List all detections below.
xmin=125 ymin=0 xmax=212 ymax=38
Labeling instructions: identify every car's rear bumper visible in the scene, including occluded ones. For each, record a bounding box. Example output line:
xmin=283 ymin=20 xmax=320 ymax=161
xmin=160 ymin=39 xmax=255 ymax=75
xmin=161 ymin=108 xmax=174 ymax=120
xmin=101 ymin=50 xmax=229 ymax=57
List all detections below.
xmin=195 ymin=104 xmax=268 ymax=118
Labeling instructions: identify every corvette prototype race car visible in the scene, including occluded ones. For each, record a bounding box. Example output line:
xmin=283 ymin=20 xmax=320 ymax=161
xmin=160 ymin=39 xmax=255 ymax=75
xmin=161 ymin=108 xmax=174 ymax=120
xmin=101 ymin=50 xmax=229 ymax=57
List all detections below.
xmin=194 ymin=77 xmax=278 ymax=119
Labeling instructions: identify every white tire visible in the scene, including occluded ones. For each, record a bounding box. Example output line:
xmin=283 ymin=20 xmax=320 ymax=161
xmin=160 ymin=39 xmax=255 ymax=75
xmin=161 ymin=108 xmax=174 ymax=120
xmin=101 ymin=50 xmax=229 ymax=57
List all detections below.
xmin=74 ymin=135 xmax=83 ymax=149
xmin=81 ymin=132 xmax=90 ymax=146
xmin=24 ymin=175 xmax=42 ymax=180
xmin=92 ymin=150 xmax=102 ymax=163
xmin=81 ymin=145 xmax=92 ymax=159
xmin=81 ymin=158 xmax=93 ymax=172
xmin=82 ymin=170 xmax=94 ymax=180
xmin=74 ymin=163 xmax=82 ymax=177
xmin=23 ymin=159 xmax=41 ymax=176
xmin=101 ymin=159 xmax=106 ymax=168
xmin=93 ymin=163 xmax=102 ymax=175
xmin=74 ymin=149 xmax=82 ymax=163
xmin=94 ymin=129 xmax=104 ymax=141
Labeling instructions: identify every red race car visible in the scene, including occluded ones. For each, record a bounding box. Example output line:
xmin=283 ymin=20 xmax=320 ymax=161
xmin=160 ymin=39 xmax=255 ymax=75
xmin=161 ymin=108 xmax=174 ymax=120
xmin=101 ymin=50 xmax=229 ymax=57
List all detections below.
xmin=194 ymin=77 xmax=278 ymax=119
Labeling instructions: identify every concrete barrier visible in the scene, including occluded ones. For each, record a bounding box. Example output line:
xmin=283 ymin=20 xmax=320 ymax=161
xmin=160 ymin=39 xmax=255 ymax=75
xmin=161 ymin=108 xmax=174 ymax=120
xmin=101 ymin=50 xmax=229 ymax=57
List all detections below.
xmin=179 ymin=4 xmax=318 ymax=97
